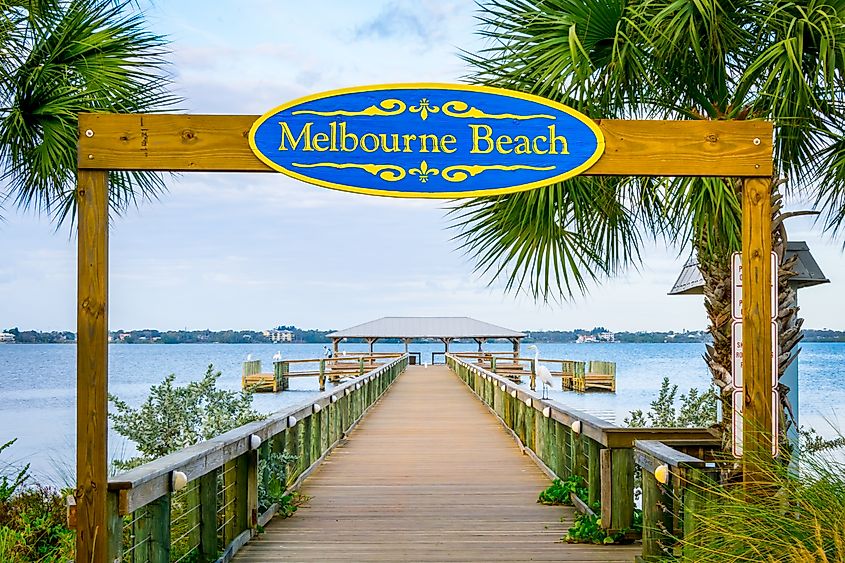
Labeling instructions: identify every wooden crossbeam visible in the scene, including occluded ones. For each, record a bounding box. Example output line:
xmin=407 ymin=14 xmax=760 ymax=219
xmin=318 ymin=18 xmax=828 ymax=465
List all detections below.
xmin=77 ymin=114 xmax=773 ymax=177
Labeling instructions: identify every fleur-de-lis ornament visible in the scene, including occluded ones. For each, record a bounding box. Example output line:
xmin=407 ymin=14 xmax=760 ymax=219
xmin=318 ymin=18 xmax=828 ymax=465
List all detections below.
xmin=409 ymin=160 xmax=440 ymax=183
xmin=409 ymin=98 xmax=440 ymax=120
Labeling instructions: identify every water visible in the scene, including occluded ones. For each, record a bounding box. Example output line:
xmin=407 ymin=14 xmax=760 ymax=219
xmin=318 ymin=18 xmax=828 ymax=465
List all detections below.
xmin=1 ymin=342 xmax=843 ymax=483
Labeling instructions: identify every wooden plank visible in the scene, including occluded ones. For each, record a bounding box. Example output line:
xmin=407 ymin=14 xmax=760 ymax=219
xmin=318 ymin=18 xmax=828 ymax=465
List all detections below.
xmin=634 ymin=440 xmax=708 ymax=468
xmin=78 ymin=114 xmax=772 ymax=177
xmin=641 ymin=467 xmax=671 ymax=558
xmin=149 ymin=493 xmax=171 ymax=563
xmin=742 ymin=176 xmax=774 ymax=480
xmin=198 ymin=470 xmax=218 ymax=563
xmin=610 ymin=448 xmax=635 ymax=532
xmin=76 ymin=169 xmax=109 ymax=563
xmin=234 ymin=366 xmax=639 ymax=562
xmin=587 ymin=438 xmax=601 ymax=506
xmin=600 ymin=449 xmax=612 ymax=529
xmin=106 ymin=491 xmax=122 ymax=563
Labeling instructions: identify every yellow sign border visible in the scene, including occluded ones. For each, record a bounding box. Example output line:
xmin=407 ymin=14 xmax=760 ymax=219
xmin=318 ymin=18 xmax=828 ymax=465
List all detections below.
xmin=248 ymin=82 xmax=606 ymax=199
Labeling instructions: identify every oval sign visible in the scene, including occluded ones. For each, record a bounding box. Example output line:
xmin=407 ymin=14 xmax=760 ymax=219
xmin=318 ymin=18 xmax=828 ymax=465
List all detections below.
xmin=249 ymin=83 xmax=605 ymax=198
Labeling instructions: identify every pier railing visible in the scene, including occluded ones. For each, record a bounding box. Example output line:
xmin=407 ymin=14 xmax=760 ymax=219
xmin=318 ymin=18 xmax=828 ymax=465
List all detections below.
xmin=634 ymin=439 xmax=721 ymax=559
xmin=446 ymin=354 xmax=718 ymax=535
xmin=106 ymin=354 xmax=408 ymax=562
xmin=242 ymin=353 xmax=404 ymax=392
xmin=452 ymin=351 xmax=614 ymax=392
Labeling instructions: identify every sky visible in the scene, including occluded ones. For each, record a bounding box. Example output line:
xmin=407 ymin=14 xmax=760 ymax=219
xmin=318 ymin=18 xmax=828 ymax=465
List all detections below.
xmin=1 ymin=0 xmax=844 ymax=333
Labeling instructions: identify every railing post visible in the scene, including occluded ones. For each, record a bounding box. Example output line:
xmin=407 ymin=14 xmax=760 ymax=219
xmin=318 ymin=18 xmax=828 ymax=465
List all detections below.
xmin=106 ymin=490 xmax=123 ymax=562
xmin=641 ymin=467 xmax=673 ymax=560
xmin=275 ymin=360 xmax=289 ymax=391
xmin=149 ymin=493 xmax=171 ymax=563
xmin=600 ymin=448 xmax=634 ymax=532
xmin=491 ymin=356 xmax=497 ymax=373
xmin=587 ymin=439 xmax=601 ymax=506
xmin=319 ymin=359 xmax=326 ymax=391
xmin=223 ymin=460 xmax=238 ymax=544
xmin=198 ymin=469 xmax=218 ymax=563
xmin=530 ymin=358 xmax=536 ymax=391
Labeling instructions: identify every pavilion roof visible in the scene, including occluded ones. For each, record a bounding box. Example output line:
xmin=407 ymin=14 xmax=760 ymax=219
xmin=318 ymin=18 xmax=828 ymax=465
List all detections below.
xmin=327 ymin=317 xmax=525 ymax=340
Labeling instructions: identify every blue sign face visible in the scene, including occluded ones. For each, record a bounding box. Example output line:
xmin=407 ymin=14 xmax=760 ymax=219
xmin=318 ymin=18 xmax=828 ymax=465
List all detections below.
xmin=249 ymin=84 xmax=605 ymax=198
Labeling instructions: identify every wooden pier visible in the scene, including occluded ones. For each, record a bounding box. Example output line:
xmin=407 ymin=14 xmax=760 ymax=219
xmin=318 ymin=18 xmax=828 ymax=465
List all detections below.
xmin=103 ymin=354 xmax=723 ymax=562
xmin=235 ymin=365 xmax=637 ymax=562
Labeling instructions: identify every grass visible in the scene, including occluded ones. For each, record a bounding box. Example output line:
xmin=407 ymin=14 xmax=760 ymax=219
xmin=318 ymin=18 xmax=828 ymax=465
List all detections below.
xmin=675 ymin=450 xmax=845 ymax=562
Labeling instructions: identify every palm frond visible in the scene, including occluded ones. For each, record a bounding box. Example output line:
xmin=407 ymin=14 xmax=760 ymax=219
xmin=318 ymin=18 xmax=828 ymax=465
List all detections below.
xmin=0 ymin=0 xmax=179 ymax=225
xmin=447 ymin=177 xmax=647 ymax=302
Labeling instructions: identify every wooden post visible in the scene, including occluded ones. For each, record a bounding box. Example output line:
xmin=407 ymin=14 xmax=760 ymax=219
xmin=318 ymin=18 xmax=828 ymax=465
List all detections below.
xmin=511 ymin=338 xmax=520 ymax=357
xmin=106 ymin=491 xmax=123 ymax=562
xmin=332 ymin=338 xmax=339 ymax=355
xmin=149 ymin=493 xmax=171 ymax=563
xmin=319 ymin=359 xmax=326 ymax=391
xmin=76 ymin=169 xmax=109 ymax=563
xmin=742 ymin=177 xmax=774 ymax=481
xmin=587 ymin=439 xmax=601 ymax=506
xmin=198 ymin=470 xmax=218 ymax=563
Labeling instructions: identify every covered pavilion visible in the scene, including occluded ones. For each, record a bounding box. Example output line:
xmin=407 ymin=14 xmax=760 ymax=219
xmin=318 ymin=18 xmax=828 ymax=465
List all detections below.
xmin=327 ymin=316 xmax=526 ymax=355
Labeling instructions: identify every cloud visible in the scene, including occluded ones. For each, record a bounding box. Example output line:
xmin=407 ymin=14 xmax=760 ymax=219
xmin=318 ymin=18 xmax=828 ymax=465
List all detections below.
xmin=354 ymin=2 xmax=446 ymax=42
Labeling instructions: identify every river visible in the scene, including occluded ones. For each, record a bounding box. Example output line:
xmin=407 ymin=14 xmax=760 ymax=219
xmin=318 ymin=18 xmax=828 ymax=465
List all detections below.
xmin=1 ymin=342 xmax=842 ymax=483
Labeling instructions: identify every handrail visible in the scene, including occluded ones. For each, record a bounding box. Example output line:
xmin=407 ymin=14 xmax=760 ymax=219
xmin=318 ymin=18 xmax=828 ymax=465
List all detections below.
xmin=446 ymin=353 xmax=717 ymax=536
xmin=634 ymin=438 xmax=721 ymax=559
xmin=106 ymin=354 xmax=409 ymax=562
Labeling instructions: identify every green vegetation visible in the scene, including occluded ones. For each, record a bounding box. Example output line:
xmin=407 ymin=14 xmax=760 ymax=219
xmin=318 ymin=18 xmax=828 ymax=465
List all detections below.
xmin=538 ymin=476 xmax=587 ymax=505
xmin=676 ymin=449 xmax=845 ymax=562
xmin=537 ymin=474 xmax=641 ymax=545
xmin=0 ymin=441 xmax=73 ymax=562
xmin=625 ymin=377 xmax=718 ymax=428
xmin=453 ymin=0 xmax=845 ymax=459
xmin=0 ymin=0 xmax=177 ymax=225
xmin=109 ymin=365 xmax=262 ymax=469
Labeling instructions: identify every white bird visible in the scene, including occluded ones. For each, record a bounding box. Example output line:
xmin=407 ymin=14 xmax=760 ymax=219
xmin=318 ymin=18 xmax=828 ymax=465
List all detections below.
xmin=528 ymin=345 xmax=554 ymax=399
xmin=272 ymin=351 xmax=282 ymax=361
xmin=246 ymin=353 xmax=252 ymax=361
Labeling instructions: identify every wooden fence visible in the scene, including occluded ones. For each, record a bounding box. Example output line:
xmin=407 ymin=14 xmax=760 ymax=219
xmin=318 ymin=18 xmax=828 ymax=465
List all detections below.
xmin=446 ymin=354 xmax=718 ymax=536
xmin=106 ymin=355 xmax=409 ymax=562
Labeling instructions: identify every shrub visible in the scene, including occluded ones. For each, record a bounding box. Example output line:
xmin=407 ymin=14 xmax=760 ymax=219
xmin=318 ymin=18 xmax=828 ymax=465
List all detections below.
xmin=538 ymin=476 xmax=587 ymax=505
xmin=625 ymin=376 xmax=717 ymax=428
xmin=109 ymin=364 xmax=263 ymax=469
xmin=0 ymin=441 xmax=73 ymax=562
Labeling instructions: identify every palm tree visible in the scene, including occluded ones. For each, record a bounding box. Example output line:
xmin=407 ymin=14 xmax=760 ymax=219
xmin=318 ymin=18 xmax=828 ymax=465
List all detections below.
xmin=451 ymin=0 xmax=845 ymax=457
xmin=0 ymin=0 xmax=177 ymax=224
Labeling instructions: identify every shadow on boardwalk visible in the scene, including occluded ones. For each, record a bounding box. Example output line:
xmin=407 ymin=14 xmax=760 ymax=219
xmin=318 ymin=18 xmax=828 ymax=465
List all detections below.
xmin=236 ymin=365 xmax=640 ymax=562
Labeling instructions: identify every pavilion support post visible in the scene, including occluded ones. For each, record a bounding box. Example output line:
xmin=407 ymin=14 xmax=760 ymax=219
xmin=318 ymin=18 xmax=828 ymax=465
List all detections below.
xmin=366 ymin=337 xmax=378 ymax=355
xmin=403 ymin=338 xmax=412 ymax=354
xmin=474 ymin=338 xmax=486 ymax=352
xmin=441 ymin=338 xmax=453 ymax=354
xmin=742 ymin=176 xmax=774 ymax=484
xmin=510 ymin=338 xmax=520 ymax=358
xmin=332 ymin=338 xmax=339 ymax=355
xmin=76 ymin=169 xmax=109 ymax=563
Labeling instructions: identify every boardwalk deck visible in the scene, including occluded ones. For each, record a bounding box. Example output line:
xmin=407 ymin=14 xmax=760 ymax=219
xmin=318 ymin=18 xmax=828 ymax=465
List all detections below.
xmin=236 ymin=365 xmax=639 ymax=562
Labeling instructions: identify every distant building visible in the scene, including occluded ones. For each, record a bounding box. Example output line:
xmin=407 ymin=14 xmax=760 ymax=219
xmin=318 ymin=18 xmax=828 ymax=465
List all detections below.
xmin=0 ymin=332 xmax=16 ymax=343
xmin=264 ymin=329 xmax=294 ymax=343
xmin=576 ymin=331 xmax=615 ymax=343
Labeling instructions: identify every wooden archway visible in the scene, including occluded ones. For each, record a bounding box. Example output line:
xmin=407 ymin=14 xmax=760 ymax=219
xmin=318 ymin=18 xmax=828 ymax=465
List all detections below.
xmin=75 ymin=113 xmax=774 ymax=561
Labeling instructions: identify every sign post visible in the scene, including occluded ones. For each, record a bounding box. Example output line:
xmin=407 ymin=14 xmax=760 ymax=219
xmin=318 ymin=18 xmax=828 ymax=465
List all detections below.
xmin=731 ymin=251 xmax=779 ymax=457
xmin=740 ymin=180 xmax=776 ymax=480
